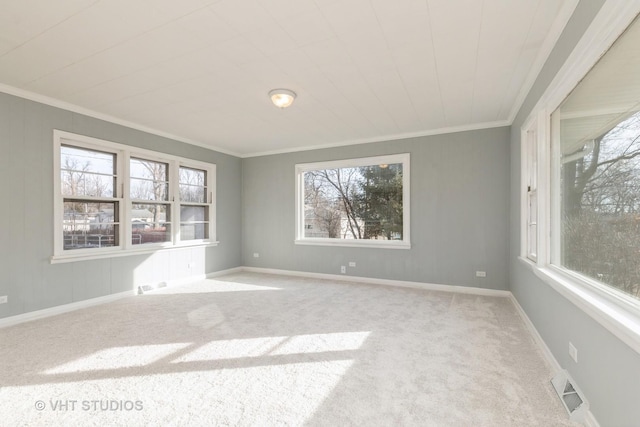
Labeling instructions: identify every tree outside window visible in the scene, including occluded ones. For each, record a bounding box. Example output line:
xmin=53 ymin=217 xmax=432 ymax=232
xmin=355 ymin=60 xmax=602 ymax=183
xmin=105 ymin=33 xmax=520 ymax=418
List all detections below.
xmin=297 ymin=154 xmax=409 ymax=248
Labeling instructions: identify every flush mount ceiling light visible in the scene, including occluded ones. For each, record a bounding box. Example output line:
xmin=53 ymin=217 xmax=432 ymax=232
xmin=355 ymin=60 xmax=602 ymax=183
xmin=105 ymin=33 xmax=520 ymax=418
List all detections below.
xmin=269 ymin=89 xmax=296 ymax=108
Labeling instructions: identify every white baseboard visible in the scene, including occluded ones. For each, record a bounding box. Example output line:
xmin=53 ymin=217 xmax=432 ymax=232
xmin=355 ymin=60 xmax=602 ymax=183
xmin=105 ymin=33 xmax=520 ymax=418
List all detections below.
xmin=0 ymin=290 xmax=134 ymax=329
xmin=0 ymin=267 xmax=244 ymax=329
xmin=510 ymin=295 xmax=562 ymax=372
xmin=241 ymin=266 xmax=511 ymax=297
xmin=510 ymin=295 xmax=600 ymax=427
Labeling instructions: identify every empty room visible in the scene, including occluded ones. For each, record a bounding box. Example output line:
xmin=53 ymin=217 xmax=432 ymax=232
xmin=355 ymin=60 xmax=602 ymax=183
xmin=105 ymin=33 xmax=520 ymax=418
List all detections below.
xmin=1 ymin=0 xmax=639 ymax=426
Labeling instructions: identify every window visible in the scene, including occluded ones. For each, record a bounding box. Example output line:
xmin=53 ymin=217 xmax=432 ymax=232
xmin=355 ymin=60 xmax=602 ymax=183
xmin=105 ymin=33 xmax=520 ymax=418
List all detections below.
xmin=130 ymin=158 xmax=171 ymax=245
xmin=295 ymin=154 xmax=410 ymax=249
xmin=550 ymin=15 xmax=640 ymax=303
xmin=520 ymin=5 xmax=640 ymax=355
xmin=60 ymin=145 xmax=120 ymax=250
xmin=179 ymin=166 xmax=210 ymax=241
xmin=53 ymin=131 xmax=216 ymax=261
xmin=522 ymin=122 xmax=539 ymax=261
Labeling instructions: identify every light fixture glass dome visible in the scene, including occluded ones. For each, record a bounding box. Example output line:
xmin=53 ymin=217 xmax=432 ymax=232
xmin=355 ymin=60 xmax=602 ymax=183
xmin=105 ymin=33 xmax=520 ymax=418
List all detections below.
xmin=269 ymin=89 xmax=296 ymax=108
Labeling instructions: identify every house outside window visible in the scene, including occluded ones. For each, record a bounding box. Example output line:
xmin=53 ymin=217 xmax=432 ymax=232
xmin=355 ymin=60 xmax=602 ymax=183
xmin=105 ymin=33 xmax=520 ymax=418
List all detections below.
xmin=53 ymin=131 xmax=216 ymax=262
xmin=60 ymin=145 xmax=120 ymax=250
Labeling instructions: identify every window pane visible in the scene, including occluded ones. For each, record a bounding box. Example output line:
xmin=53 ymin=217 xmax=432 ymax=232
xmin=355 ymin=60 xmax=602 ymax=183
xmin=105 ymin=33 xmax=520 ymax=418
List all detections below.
xmin=528 ymin=191 xmax=537 ymax=259
xmin=553 ymin=16 xmax=640 ymax=301
xmin=180 ymin=223 xmax=208 ymax=240
xmin=303 ymin=163 xmax=403 ymax=240
xmin=61 ymin=146 xmax=115 ymax=197
xmin=130 ymin=178 xmax=168 ymax=201
xmin=179 ymin=167 xmax=207 ymax=203
xmin=181 ymin=206 xmax=207 ymax=222
xmin=131 ymin=204 xmax=171 ymax=245
xmin=180 ymin=206 xmax=208 ymax=240
xmin=130 ymin=158 xmax=169 ymax=201
xmin=63 ymin=201 xmax=118 ymax=249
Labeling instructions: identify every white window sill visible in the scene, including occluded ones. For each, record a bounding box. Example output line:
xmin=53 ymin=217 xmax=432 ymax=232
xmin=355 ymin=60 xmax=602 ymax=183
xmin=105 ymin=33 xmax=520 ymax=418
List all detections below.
xmin=50 ymin=241 xmax=220 ymax=264
xmin=518 ymin=256 xmax=640 ymax=355
xmin=295 ymin=239 xmax=411 ymax=250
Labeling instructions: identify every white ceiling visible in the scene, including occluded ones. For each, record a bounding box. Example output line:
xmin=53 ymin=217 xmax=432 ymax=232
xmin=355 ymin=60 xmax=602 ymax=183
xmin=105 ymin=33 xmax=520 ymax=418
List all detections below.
xmin=0 ymin=0 xmax=576 ymax=157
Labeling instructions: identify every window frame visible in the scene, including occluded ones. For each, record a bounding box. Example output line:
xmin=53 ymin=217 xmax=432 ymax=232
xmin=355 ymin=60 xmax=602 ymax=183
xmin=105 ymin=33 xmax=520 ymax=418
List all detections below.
xmin=294 ymin=153 xmax=410 ymax=249
xmin=128 ymin=154 xmax=173 ymax=249
xmin=521 ymin=116 xmax=539 ymax=262
xmin=178 ymin=163 xmax=215 ymax=243
xmin=53 ymin=130 xmax=217 ymax=263
xmin=519 ymin=2 xmax=640 ymax=355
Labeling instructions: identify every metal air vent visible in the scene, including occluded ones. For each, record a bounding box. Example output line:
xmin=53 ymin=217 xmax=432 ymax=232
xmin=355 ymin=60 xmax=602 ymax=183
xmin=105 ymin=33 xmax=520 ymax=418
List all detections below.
xmin=551 ymin=370 xmax=589 ymax=422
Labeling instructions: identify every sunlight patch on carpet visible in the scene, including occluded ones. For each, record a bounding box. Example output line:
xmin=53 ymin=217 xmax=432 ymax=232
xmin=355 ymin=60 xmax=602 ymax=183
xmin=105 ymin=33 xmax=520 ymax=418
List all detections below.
xmin=6 ymin=360 xmax=355 ymax=426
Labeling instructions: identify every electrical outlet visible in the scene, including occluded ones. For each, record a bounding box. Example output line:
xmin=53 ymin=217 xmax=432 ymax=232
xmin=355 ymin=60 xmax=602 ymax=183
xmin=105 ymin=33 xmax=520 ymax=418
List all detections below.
xmin=476 ymin=271 xmax=486 ymax=278
xmin=0 ymin=295 xmax=7 ymax=304
xmin=340 ymin=266 xmax=346 ymax=274
xmin=253 ymin=253 xmax=260 ymax=258
xmin=569 ymin=342 xmax=578 ymax=363
xmin=348 ymin=261 xmax=356 ymax=267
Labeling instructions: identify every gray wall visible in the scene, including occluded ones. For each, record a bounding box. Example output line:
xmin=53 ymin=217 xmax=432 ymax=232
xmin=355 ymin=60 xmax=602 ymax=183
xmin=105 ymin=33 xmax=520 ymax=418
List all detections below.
xmin=510 ymin=0 xmax=640 ymax=425
xmin=243 ymin=127 xmax=510 ymax=290
xmin=0 ymin=92 xmax=242 ymax=320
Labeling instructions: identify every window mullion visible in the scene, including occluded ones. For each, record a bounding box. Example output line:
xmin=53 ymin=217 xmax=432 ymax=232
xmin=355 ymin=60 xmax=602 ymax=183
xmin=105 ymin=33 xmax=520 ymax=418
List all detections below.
xmin=549 ymin=109 xmax=562 ymax=267
xmin=170 ymin=161 xmax=179 ymax=244
xmin=122 ymin=150 xmax=131 ymax=250
xmin=208 ymin=164 xmax=216 ymax=242
xmin=536 ymin=109 xmax=549 ymax=266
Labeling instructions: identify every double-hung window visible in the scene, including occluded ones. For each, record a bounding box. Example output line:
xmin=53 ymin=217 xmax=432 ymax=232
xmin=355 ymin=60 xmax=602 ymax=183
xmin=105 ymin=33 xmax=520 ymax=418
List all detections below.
xmin=60 ymin=145 xmax=121 ymax=250
xmin=129 ymin=157 xmax=171 ymax=245
xmin=523 ymin=123 xmax=539 ymax=261
xmin=179 ymin=166 xmax=211 ymax=241
xmin=53 ymin=131 xmax=216 ymax=262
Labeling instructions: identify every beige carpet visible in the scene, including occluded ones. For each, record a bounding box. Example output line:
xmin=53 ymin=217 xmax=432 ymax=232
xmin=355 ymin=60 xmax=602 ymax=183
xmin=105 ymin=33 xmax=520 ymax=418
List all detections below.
xmin=0 ymin=272 xmax=577 ymax=426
